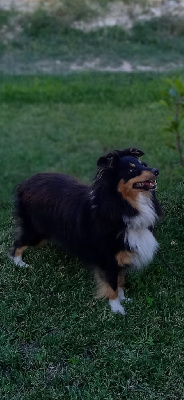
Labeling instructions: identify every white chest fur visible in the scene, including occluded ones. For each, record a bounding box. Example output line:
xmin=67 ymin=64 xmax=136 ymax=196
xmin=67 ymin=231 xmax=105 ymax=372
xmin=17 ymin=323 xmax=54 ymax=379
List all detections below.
xmin=124 ymin=193 xmax=159 ymax=269
xmin=125 ymin=227 xmax=158 ymax=269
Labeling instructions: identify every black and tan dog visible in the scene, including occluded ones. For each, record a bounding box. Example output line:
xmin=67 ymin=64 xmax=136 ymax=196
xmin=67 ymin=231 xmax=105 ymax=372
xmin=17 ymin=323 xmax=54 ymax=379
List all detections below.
xmin=9 ymin=148 xmax=162 ymax=315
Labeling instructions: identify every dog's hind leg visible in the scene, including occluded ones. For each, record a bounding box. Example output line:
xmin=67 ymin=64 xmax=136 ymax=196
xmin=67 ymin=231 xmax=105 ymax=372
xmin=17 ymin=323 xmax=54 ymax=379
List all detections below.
xmin=9 ymin=228 xmax=45 ymax=268
xmin=9 ymin=244 xmax=29 ymax=267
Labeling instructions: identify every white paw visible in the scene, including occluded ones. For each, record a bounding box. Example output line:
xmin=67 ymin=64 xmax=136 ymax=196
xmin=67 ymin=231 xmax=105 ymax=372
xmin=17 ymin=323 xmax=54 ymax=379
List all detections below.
xmin=17 ymin=260 xmax=29 ymax=268
xmin=9 ymin=254 xmax=29 ymax=268
xmin=109 ymin=298 xmax=126 ymax=315
xmin=118 ymin=288 xmax=126 ymax=301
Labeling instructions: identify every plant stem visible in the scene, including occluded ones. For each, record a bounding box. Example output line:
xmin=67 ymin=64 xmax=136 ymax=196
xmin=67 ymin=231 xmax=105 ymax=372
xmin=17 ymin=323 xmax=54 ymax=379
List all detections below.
xmin=175 ymin=98 xmax=184 ymax=167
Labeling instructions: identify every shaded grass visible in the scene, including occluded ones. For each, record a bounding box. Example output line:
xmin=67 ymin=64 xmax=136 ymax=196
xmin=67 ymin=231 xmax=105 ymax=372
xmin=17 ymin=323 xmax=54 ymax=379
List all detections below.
xmin=0 ymin=72 xmax=184 ymax=399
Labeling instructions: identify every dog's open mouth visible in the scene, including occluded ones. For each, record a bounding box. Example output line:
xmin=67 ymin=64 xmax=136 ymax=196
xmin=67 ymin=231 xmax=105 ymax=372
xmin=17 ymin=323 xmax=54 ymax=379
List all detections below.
xmin=133 ymin=179 xmax=157 ymax=190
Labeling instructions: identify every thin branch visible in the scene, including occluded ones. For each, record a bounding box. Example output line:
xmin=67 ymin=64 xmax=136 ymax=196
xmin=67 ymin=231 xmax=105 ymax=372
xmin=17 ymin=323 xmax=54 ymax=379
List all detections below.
xmin=175 ymin=97 xmax=184 ymax=167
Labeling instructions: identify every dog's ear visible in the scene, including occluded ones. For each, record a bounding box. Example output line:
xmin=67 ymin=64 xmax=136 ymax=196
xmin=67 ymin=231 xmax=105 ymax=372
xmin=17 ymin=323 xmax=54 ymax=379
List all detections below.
xmin=97 ymin=151 xmax=120 ymax=168
xmin=116 ymin=148 xmax=144 ymax=158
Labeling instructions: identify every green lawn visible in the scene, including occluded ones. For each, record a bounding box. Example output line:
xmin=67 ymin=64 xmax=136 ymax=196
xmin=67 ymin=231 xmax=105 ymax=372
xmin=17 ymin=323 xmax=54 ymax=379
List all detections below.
xmin=0 ymin=73 xmax=184 ymax=399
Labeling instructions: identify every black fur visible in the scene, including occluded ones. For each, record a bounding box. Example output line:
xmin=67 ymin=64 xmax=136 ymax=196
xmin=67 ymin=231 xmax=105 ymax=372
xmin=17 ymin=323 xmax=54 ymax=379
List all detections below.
xmin=11 ymin=148 xmax=162 ymax=295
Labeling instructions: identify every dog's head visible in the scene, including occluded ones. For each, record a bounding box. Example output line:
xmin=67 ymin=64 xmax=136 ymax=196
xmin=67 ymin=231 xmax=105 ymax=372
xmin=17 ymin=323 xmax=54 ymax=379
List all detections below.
xmin=97 ymin=147 xmax=159 ymax=208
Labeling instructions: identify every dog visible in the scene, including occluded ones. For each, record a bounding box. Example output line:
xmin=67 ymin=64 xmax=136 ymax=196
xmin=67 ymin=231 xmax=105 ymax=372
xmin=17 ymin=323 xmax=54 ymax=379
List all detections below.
xmin=9 ymin=147 xmax=162 ymax=315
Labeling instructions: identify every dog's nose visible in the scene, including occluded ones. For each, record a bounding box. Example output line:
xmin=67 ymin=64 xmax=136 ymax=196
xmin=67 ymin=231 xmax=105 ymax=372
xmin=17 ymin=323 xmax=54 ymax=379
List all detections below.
xmin=152 ymin=168 xmax=159 ymax=176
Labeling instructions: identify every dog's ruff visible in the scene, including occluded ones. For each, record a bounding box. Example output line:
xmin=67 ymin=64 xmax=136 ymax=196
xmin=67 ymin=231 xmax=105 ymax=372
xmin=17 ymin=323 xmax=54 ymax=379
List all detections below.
xmin=123 ymin=193 xmax=157 ymax=228
xmin=124 ymin=193 xmax=159 ymax=269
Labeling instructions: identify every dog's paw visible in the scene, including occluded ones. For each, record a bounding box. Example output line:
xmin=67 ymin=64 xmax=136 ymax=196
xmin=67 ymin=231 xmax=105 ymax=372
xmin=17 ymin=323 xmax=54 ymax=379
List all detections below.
xmin=8 ymin=254 xmax=29 ymax=268
xmin=16 ymin=259 xmax=29 ymax=268
xmin=109 ymin=298 xmax=126 ymax=315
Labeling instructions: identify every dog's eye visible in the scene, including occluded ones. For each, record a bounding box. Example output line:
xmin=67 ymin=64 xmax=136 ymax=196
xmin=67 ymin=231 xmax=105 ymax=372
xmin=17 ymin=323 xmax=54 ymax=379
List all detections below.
xmin=129 ymin=163 xmax=137 ymax=173
xmin=129 ymin=168 xmax=137 ymax=174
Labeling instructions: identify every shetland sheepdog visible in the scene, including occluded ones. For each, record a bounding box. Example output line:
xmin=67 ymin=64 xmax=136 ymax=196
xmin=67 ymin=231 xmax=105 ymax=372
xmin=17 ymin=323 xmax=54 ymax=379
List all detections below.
xmin=9 ymin=148 xmax=162 ymax=315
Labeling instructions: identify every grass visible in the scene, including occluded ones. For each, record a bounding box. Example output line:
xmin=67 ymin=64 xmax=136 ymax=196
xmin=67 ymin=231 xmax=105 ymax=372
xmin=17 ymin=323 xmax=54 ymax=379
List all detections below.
xmin=0 ymin=72 xmax=184 ymax=399
xmin=0 ymin=72 xmax=184 ymax=191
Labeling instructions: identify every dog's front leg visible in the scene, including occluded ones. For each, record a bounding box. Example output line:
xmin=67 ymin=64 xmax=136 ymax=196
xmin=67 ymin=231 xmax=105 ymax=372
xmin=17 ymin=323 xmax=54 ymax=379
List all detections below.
xmin=96 ymin=260 xmax=126 ymax=315
xmin=115 ymin=250 xmax=133 ymax=303
xmin=107 ymin=266 xmax=126 ymax=315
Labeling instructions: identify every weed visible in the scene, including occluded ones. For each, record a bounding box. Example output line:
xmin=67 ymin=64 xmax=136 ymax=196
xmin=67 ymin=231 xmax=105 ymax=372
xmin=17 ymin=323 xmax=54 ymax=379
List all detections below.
xmin=161 ymin=78 xmax=184 ymax=167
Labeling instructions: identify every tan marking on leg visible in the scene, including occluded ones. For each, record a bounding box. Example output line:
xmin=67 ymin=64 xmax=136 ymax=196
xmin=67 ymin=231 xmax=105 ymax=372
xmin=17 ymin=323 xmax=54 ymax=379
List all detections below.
xmin=108 ymin=287 xmax=118 ymax=300
xmin=118 ymin=270 xmax=126 ymax=288
xmin=116 ymin=250 xmax=132 ymax=267
xmin=36 ymin=240 xmax=47 ymax=248
xmin=94 ymin=270 xmax=118 ymax=300
xmin=15 ymin=246 xmax=28 ymax=257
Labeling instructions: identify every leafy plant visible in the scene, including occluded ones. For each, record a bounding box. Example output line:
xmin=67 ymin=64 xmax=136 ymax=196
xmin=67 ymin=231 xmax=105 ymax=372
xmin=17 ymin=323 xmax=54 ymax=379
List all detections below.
xmin=161 ymin=79 xmax=184 ymax=167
